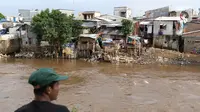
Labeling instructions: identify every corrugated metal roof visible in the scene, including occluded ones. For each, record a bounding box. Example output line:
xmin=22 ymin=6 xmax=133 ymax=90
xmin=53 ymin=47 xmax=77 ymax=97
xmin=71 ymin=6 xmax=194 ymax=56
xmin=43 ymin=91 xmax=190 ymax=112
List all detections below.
xmin=154 ymin=17 xmax=182 ymax=21
xmin=110 ymin=30 xmax=123 ymax=35
xmin=79 ymin=34 xmax=98 ymax=39
xmin=100 ymin=14 xmax=133 ymax=21
xmin=102 ymin=29 xmax=123 ymax=35
xmin=101 ymin=24 xmax=122 ymax=27
xmin=82 ymin=22 xmax=96 ymax=28
xmin=95 ymin=17 xmax=113 ymax=22
xmin=57 ymin=9 xmax=74 ymax=11
xmin=82 ymin=11 xmax=100 ymax=14
xmin=140 ymin=21 xmax=151 ymax=25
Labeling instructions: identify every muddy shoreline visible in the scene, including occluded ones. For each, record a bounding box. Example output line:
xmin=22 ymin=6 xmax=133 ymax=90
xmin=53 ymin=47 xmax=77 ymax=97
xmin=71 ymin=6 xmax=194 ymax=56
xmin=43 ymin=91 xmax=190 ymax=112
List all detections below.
xmin=8 ymin=47 xmax=200 ymax=66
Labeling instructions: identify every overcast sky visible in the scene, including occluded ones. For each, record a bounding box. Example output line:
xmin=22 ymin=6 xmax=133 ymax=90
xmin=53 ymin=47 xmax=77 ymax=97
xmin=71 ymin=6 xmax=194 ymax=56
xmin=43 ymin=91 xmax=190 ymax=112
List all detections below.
xmin=0 ymin=0 xmax=199 ymax=16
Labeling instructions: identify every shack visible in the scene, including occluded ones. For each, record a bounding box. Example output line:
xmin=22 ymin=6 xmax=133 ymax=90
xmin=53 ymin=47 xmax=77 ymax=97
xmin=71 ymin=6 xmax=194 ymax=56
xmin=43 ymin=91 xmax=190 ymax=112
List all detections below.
xmin=127 ymin=36 xmax=142 ymax=56
xmin=77 ymin=34 xmax=99 ymax=58
xmin=139 ymin=21 xmax=153 ymax=47
xmin=102 ymin=38 xmax=119 ymax=57
xmin=153 ymin=17 xmax=186 ymax=51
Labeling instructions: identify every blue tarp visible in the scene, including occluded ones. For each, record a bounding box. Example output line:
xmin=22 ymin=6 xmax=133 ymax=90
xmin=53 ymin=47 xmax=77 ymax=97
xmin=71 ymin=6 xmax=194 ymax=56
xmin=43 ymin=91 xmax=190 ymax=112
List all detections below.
xmin=63 ymin=43 xmax=75 ymax=49
xmin=127 ymin=36 xmax=141 ymax=44
xmin=128 ymin=36 xmax=141 ymax=41
xmin=0 ymin=29 xmax=7 ymax=34
xmin=102 ymin=38 xmax=113 ymax=43
xmin=0 ymin=18 xmax=7 ymax=23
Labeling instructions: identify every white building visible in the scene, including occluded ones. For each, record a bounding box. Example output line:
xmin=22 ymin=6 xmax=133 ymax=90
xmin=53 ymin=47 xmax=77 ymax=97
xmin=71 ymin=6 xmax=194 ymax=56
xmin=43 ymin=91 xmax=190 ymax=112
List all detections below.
xmin=145 ymin=6 xmax=170 ymax=19
xmin=144 ymin=6 xmax=198 ymax=22
xmin=153 ymin=17 xmax=185 ymax=36
xmin=5 ymin=16 xmax=23 ymax=23
xmin=152 ymin=17 xmax=186 ymax=50
xmin=18 ymin=9 xmax=40 ymax=22
xmin=114 ymin=7 xmax=132 ymax=18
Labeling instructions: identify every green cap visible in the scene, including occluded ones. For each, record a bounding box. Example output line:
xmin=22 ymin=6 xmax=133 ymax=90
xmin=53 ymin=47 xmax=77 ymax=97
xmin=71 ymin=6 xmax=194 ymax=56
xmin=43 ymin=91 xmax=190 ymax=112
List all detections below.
xmin=28 ymin=68 xmax=68 ymax=88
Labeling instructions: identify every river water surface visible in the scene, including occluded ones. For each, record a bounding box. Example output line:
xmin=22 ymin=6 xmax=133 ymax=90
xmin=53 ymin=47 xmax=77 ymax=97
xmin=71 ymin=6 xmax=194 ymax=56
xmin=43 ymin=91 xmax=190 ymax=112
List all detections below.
xmin=1 ymin=58 xmax=200 ymax=112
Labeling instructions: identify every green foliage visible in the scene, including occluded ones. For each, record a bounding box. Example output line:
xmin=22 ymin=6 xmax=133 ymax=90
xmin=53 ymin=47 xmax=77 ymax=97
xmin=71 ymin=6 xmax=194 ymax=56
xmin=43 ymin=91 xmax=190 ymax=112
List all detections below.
xmin=31 ymin=9 xmax=50 ymax=45
xmin=71 ymin=107 xmax=78 ymax=112
xmin=0 ymin=13 xmax=5 ymax=19
xmin=72 ymin=19 xmax=83 ymax=37
xmin=31 ymin=9 xmax=83 ymax=46
xmin=121 ymin=19 xmax=134 ymax=37
xmin=89 ymin=26 xmax=98 ymax=34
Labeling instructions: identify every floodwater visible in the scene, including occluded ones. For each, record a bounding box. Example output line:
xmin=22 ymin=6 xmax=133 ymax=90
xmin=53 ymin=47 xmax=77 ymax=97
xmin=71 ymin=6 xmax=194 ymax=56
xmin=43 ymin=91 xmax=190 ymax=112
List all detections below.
xmin=1 ymin=58 xmax=200 ymax=112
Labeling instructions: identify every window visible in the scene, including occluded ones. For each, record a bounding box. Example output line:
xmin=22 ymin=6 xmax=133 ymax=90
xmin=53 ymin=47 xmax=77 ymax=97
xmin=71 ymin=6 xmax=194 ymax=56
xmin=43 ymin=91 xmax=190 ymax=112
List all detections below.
xmin=28 ymin=38 xmax=32 ymax=45
xmin=159 ymin=24 xmax=167 ymax=35
xmin=160 ymin=24 xmax=167 ymax=30
xmin=144 ymin=25 xmax=148 ymax=32
xmin=120 ymin=12 xmax=126 ymax=17
xmin=173 ymin=21 xmax=176 ymax=30
xmin=21 ymin=25 xmax=26 ymax=31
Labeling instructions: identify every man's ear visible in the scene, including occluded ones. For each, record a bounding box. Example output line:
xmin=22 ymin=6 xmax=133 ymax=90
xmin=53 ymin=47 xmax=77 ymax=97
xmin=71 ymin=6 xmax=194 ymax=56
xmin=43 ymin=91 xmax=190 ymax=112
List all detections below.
xmin=46 ymin=86 xmax=52 ymax=94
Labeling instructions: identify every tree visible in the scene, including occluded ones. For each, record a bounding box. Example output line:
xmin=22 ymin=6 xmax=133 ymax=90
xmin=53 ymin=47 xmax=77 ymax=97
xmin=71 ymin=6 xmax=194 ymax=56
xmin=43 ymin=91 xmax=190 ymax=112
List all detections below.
xmin=121 ymin=19 xmax=134 ymax=38
xmin=31 ymin=9 xmax=83 ymax=56
xmin=72 ymin=19 xmax=83 ymax=37
xmin=0 ymin=13 xmax=5 ymax=19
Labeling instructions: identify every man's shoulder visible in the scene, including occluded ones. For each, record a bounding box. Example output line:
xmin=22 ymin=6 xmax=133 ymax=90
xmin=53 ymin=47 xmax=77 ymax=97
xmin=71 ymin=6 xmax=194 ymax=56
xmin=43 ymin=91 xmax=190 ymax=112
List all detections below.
xmin=15 ymin=101 xmax=70 ymax=112
xmin=52 ymin=103 xmax=70 ymax=112
xmin=14 ymin=103 xmax=31 ymax=112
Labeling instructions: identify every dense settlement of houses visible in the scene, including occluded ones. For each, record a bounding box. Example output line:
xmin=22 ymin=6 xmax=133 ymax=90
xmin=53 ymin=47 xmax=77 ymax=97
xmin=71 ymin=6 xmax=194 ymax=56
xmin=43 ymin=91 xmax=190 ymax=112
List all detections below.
xmin=0 ymin=6 xmax=200 ymax=59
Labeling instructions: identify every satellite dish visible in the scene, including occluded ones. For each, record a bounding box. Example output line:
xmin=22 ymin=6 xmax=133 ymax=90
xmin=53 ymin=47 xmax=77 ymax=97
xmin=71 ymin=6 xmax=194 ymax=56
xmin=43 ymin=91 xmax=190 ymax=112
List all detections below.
xmin=19 ymin=17 xmax=23 ymax=21
xmin=19 ymin=17 xmax=24 ymax=23
xmin=181 ymin=11 xmax=189 ymax=18
xmin=18 ymin=13 xmax=21 ymax=17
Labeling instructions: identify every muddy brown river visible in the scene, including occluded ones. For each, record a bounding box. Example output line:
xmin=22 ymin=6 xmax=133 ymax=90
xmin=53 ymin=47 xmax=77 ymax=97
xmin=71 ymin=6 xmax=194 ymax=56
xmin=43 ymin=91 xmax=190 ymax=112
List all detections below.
xmin=1 ymin=58 xmax=200 ymax=112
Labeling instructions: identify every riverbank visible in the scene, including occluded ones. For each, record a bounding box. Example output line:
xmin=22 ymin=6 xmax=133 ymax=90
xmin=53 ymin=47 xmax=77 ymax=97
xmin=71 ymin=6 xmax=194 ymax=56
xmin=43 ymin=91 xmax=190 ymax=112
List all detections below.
xmin=1 ymin=47 xmax=200 ymax=65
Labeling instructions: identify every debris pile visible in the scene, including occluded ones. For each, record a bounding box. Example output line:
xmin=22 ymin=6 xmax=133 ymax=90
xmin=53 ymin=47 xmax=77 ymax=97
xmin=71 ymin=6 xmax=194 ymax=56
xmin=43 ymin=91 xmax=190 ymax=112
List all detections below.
xmin=100 ymin=47 xmax=200 ymax=65
xmin=15 ymin=46 xmax=54 ymax=58
xmin=0 ymin=54 xmax=10 ymax=58
xmin=15 ymin=52 xmax=35 ymax=58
